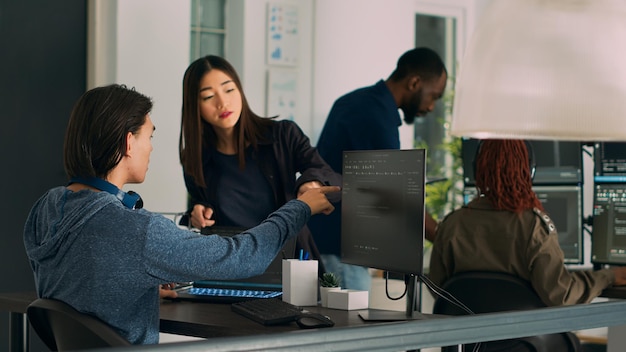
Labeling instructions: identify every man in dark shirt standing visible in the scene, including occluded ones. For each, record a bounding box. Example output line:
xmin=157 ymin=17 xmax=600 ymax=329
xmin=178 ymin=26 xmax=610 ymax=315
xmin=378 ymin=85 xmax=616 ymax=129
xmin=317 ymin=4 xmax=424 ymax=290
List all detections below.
xmin=308 ymin=47 xmax=448 ymax=290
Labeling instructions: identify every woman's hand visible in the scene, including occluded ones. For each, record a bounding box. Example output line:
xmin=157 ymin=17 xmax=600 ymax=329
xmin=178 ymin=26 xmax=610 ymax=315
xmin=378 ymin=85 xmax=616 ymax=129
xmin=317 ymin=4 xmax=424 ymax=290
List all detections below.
xmin=190 ymin=204 xmax=216 ymax=229
xmin=297 ymin=181 xmax=324 ymax=197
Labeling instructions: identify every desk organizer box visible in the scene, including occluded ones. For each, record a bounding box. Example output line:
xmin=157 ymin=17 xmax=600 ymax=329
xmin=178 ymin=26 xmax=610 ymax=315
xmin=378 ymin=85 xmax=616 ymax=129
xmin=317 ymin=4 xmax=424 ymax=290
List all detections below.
xmin=327 ymin=289 xmax=369 ymax=310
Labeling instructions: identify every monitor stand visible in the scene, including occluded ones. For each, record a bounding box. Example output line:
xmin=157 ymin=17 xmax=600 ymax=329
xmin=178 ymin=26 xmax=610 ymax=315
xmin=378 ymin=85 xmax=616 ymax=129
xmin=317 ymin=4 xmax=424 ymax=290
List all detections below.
xmin=359 ymin=275 xmax=428 ymax=321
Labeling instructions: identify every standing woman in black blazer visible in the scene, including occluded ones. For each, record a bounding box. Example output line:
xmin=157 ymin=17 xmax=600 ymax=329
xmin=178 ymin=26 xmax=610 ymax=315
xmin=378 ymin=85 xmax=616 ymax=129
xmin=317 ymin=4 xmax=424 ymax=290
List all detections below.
xmin=179 ymin=55 xmax=340 ymax=271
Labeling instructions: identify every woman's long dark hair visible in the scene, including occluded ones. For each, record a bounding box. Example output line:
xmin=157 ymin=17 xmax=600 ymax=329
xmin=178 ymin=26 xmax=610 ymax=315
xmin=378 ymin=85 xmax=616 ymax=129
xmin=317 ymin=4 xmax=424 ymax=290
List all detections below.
xmin=475 ymin=139 xmax=543 ymax=213
xmin=179 ymin=55 xmax=274 ymax=188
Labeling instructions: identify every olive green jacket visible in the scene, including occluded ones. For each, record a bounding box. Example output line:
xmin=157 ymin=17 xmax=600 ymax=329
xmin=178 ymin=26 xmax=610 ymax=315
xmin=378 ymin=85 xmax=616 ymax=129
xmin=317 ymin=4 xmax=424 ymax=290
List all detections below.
xmin=429 ymin=196 xmax=614 ymax=306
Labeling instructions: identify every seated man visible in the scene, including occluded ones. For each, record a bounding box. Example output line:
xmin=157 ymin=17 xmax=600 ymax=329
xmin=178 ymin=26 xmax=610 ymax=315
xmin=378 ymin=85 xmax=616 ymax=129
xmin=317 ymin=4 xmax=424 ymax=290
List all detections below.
xmin=23 ymin=84 xmax=340 ymax=344
xmin=429 ymin=139 xmax=626 ymax=306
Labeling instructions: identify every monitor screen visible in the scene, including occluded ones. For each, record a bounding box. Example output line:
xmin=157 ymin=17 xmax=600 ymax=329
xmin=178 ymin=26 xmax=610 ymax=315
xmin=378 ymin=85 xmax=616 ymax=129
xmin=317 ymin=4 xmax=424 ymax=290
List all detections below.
xmin=462 ymin=138 xmax=582 ymax=186
xmin=463 ymin=185 xmax=584 ymax=264
xmin=341 ymin=149 xmax=425 ymax=275
xmin=594 ymin=142 xmax=626 ymax=183
xmin=591 ymin=183 xmax=626 ymax=265
xmin=534 ymin=185 xmax=583 ymax=264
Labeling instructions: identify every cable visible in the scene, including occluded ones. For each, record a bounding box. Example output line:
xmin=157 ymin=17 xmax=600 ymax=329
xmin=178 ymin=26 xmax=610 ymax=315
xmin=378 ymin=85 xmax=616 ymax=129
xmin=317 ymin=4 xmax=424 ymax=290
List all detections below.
xmin=418 ymin=274 xmax=482 ymax=352
xmin=418 ymin=273 xmax=474 ymax=315
xmin=384 ymin=271 xmax=408 ymax=301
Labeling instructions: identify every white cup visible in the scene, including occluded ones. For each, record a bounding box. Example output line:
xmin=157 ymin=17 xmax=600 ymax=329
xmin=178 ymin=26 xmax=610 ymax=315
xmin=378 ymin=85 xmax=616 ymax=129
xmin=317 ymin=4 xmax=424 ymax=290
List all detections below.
xmin=282 ymin=259 xmax=318 ymax=306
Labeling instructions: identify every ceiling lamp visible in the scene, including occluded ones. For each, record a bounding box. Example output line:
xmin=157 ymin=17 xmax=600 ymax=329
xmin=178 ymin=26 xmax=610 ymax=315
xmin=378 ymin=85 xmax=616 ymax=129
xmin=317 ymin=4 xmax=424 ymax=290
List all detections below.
xmin=450 ymin=0 xmax=626 ymax=140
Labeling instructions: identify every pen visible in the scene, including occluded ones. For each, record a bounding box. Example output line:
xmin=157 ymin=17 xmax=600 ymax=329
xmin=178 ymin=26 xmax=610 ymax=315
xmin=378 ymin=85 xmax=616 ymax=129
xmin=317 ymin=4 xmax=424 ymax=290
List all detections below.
xmin=299 ymin=249 xmax=304 ymax=261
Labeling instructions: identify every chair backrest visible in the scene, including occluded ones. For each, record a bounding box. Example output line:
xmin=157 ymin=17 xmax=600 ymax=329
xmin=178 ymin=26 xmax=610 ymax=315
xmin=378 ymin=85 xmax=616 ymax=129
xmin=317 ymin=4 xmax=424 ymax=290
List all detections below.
xmin=27 ymin=298 xmax=131 ymax=351
xmin=432 ymin=271 xmax=581 ymax=352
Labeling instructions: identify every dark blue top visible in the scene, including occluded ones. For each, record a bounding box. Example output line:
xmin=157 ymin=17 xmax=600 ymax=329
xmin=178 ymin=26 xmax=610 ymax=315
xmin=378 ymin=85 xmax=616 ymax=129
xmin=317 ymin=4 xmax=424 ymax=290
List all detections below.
xmin=213 ymin=147 xmax=275 ymax=227
xmin=309 ymin=80 xmax=402 ymax=255
xmin=315 ymin=80 xmax=401 ymax=173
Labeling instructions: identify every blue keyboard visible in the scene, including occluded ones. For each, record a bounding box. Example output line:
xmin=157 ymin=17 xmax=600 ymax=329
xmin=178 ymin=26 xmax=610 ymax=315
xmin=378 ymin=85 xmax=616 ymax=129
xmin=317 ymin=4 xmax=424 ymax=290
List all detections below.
xmin=174 ymin=287 xmax=283 ymax=303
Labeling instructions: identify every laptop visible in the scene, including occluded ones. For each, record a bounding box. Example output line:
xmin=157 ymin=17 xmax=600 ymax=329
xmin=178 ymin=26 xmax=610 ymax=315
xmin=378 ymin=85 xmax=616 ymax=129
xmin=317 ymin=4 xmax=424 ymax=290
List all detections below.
xmin=173 ymin=226 xmax=297 ymax=303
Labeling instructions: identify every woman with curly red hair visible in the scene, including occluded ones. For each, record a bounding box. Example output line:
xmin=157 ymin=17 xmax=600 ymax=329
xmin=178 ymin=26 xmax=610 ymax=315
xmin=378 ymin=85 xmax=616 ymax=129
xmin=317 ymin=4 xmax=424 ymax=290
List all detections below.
xmin=429 ymin=139 xmax=626 ymax=306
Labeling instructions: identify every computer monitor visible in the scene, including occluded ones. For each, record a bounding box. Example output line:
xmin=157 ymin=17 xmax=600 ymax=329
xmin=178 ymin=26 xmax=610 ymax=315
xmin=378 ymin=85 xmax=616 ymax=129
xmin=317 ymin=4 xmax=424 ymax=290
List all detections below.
xmin=534 ymin=185 xmax=584 ymax=264
xmin=594 ymin=142 xmax=626 ymax=183
xmin=341 ymin=149 xmax=425 ymax=275
xmin=462 ymin=138 xmax=583 ymax=186
xmin=341 ymin=149 xmax=426 ymax=321
xmin=591 ymin=183 xmax=626 ymax=265
xmin=463 ymin=185 xmax=584 ymax=264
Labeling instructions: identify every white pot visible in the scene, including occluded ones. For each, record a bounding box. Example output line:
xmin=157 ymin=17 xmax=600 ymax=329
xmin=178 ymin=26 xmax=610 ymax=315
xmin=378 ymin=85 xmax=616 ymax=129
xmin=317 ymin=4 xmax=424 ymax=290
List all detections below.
xmin=320 ymin=286 xmax=342 ymax=307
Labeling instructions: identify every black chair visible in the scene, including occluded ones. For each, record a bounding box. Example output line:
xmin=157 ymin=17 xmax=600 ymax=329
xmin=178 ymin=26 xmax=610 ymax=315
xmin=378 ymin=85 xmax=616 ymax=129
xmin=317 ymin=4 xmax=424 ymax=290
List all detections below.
xmin=27 ymin=298 xmax=131 ymax=351
xmin=432 ymin=271 xmax=581 ymax=352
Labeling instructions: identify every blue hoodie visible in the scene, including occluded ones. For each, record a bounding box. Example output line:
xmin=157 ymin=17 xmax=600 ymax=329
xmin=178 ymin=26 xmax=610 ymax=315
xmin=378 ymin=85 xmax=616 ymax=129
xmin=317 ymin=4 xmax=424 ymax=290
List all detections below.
xmin=23 ymin=186 xmax=309 ymax=344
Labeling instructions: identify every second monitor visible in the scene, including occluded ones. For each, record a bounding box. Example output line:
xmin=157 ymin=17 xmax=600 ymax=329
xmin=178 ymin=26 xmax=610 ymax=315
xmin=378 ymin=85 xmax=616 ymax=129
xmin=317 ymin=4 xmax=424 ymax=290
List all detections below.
xmin=464 ymin=185 xmax=584 ymax=264
xmin=462 ymin=138 xmax=583 ymax=186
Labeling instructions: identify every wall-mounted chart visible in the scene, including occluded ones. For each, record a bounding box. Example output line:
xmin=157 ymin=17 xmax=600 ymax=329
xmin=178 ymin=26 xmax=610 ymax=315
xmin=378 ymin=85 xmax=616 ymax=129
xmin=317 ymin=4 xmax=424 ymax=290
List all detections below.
xmin=266 ymin=69 xmax=297 ymax=121
xmin=267 ymin=3 xmax=299 ymax=66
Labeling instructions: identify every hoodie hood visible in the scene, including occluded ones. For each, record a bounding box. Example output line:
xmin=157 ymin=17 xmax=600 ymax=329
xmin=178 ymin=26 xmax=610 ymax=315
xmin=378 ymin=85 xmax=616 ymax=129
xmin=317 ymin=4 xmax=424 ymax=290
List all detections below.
xmin=24 ymin=187 xmax=119 ymax=270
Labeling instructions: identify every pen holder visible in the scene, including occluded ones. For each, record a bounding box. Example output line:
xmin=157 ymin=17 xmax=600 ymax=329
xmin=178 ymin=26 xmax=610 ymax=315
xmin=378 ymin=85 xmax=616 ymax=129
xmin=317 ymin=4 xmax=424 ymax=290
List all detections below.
xmin=282 ymin=259 xmax=318 ymax=306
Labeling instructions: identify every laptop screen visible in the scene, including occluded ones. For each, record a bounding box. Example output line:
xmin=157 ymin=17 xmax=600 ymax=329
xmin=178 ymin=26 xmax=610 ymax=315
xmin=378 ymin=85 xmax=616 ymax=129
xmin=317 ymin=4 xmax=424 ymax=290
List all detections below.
xmin=193 ymin=226 xmax=297 ymax=289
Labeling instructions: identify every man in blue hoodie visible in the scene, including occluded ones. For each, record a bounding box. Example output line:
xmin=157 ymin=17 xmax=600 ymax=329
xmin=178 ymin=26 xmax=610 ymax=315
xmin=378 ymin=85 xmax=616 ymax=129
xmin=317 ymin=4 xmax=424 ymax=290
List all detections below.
xmin=23 ymin=84 xmax=339 ymax=344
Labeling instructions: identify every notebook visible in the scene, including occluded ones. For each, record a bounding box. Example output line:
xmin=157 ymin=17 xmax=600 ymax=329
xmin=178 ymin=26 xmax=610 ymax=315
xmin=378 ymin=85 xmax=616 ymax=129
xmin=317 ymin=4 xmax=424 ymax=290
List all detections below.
xmin=174 ymin=226 xmax=297 ymax=303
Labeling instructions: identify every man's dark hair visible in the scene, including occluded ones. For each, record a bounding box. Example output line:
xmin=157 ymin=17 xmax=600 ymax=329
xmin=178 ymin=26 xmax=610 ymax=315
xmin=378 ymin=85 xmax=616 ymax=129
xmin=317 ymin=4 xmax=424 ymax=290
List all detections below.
xmin=64 ymin=84 xmax=153 ymax=179
xmin=388 ymin=47 xmax=447 ymax=82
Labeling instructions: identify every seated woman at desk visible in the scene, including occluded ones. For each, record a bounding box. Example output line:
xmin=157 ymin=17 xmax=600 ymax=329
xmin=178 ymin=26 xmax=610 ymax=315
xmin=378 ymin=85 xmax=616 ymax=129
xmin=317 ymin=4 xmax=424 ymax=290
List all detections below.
xmin=178 ymin=55 xmax=340 ymax=269
xmin=23 ymin=84 xmax=340 ymax=345
xmin=429 ymin=139 xmax=626 ymax=306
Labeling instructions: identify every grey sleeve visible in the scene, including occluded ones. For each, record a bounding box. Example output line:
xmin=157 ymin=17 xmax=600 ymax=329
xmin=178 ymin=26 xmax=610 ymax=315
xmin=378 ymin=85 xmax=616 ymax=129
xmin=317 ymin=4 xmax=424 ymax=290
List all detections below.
xmin=142 ymin=199 xmax=310 ymax=283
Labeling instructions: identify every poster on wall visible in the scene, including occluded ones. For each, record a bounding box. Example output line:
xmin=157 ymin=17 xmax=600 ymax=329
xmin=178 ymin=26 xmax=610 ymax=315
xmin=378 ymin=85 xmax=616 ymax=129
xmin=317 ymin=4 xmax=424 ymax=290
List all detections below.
xmin=266 ymin=2 xmax=299 ymax=66
xmin=266 ymin=69 xmax=297 ymax=121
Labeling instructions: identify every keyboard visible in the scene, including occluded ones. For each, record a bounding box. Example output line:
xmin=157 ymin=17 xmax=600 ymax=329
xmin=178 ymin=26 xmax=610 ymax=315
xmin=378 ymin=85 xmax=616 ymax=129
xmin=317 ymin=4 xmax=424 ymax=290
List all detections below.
xmin=231 ymin=298 xmax=303 ymax=325
xmin=176 ymin=287 xmax=282 ymax=303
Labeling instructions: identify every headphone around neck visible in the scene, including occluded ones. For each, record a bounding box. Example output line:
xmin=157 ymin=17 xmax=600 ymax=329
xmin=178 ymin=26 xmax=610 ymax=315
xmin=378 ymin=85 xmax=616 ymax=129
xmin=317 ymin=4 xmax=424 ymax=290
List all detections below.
xmin=69 ymin=177 xmax=143 ymax=209
xmin=473 ymin=140 xmax=536 ymax=181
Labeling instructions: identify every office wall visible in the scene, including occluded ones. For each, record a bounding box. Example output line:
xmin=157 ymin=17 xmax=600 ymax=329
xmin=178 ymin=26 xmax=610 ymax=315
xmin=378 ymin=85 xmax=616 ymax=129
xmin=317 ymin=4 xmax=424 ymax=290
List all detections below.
xmin=224 ymin=0 xmax=315 ymax=135
xmin=87 ymin=0 xmax=191 ymax=214
xmin=101 ymin=0 xmax=489 ymax=213
xmin=96 ymin=0 xmax=313 ymax=213
xmin=0 ymin=1 xmax=87 ymax=349
xmin=101 ymin=0 xmax=476 ymax=210
xmin=312 ymin=0 xmax=490 ymax=146
xmin=311 ymin=0 xmax=416 ymax=142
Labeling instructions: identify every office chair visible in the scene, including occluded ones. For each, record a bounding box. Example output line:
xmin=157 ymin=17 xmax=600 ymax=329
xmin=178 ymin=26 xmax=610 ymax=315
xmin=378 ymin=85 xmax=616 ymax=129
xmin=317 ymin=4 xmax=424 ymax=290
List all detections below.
xmin=27 ymin=298 xmax=131 ymax=351
xmin=432 ymin=271 xmax=581 ymax=352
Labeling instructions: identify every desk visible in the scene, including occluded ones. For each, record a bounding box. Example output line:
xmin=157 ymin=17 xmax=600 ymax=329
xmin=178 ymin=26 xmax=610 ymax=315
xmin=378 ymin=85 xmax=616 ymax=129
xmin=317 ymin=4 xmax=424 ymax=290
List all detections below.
xmin=601 ymin=287 xmax=626 ymax=352
xmin=123 ymin=300 xmax=626 ymax=352
xmin=601 ymin=286 xmax=626 ymax=300
xmin=160 ymin=299 xmax=381 ymax=339
xmin=0 ymin=291 xmax=36 ymax=352
xmin=0 ymin=291 xmax=403 ymax=351
xmin=5 ymin=290 xmax=626 ymax=352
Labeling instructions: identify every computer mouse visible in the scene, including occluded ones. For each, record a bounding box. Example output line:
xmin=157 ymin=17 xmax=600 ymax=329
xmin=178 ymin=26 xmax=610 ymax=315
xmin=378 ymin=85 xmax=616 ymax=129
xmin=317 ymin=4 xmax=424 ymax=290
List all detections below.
xmin=296 ymin=312 xmax=335 ymax=329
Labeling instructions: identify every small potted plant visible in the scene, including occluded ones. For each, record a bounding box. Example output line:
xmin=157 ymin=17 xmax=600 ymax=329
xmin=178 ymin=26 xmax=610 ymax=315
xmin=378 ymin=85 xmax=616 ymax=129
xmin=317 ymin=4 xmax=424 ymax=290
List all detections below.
xmin=319 ymin=272 xmax=341 ymax=307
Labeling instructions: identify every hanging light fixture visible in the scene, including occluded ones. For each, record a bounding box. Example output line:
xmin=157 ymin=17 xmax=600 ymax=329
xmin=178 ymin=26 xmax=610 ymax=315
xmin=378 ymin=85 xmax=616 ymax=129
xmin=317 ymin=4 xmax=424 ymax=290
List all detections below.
xmin=450 ymin=0 xmax=626 ymax=141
